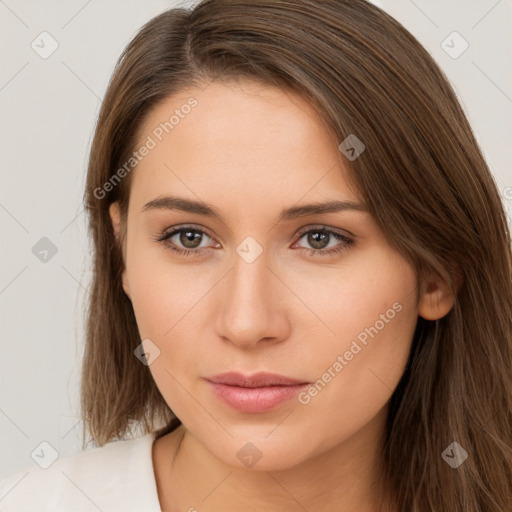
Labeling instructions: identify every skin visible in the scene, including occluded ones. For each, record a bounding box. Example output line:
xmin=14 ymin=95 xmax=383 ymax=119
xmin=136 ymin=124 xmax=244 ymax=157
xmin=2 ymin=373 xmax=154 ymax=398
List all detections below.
xmin=109 ymin=80 xmax=455 ymax=512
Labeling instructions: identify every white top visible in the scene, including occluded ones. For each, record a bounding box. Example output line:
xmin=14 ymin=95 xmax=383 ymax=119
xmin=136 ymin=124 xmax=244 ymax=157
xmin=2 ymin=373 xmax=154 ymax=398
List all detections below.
xmin=0 ymin=432 xmax=162 ymax=511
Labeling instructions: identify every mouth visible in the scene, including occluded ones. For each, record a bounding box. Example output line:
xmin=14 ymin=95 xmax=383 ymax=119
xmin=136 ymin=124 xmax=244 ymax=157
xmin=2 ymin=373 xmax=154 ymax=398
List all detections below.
xmin=204 ymin=371 xmax=310 ymax=413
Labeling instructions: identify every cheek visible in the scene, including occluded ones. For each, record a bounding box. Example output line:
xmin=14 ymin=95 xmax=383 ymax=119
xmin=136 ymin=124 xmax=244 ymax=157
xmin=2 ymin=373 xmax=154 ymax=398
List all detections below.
xmin=297 ymin=303 xmax=417 ymax=446
xmin=125 ymin=229 xmax=211 ymax=339
xmin=296 ymin=251 xmax=418 ymax=423
xmin=126 ymin=253 xmax=207 ymax=409
xmin=292 ymin=246 xmax=418 ymax=353
xmin=129 ymin=269 xmax=202 ymax=341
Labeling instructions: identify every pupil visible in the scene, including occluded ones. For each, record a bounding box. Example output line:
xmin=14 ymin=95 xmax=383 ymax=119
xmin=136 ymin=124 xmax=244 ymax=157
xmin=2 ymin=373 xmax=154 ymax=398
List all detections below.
xmin=180 ymin=230 xmax=202 ymax=249
xmin=309 ymin=231 xmax=329 ymax=249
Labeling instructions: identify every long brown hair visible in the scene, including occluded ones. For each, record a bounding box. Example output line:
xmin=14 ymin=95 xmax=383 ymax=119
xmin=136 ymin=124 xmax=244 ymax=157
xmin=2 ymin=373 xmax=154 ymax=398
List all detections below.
xmin=81 ymin=1 xmax=512 ymax=509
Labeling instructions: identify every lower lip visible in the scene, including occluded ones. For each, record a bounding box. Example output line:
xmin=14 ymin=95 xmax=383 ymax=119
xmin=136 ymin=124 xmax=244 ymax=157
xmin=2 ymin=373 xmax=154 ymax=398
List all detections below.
xmin=206 ymin=381 xmax=309 ymax=413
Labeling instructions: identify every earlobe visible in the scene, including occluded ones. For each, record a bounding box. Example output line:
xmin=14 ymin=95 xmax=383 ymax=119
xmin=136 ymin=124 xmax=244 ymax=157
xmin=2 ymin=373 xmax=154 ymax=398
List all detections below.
xmin=108 ymin=202 xmax=131 ymax=299
xmin=418 ymin=271 xmax=456 ymax=321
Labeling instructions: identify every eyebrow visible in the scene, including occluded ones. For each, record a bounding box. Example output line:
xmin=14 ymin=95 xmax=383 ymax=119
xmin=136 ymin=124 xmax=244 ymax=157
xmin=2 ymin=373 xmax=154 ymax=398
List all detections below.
xmin=142 ymin=195 xmax=368 ymax=222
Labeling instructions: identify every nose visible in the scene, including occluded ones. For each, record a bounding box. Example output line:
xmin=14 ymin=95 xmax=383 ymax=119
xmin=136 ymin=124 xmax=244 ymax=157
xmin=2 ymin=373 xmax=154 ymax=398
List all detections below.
xmin=214 ymin=247 xmax=291 ymax=349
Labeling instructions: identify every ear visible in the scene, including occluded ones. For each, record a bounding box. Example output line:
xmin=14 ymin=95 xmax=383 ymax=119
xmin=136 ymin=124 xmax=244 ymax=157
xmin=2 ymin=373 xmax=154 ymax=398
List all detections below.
xmin=109 ymin=201 xmax=130 ymax=299
xmin=418 ymin=270 xmax=456 ymax=321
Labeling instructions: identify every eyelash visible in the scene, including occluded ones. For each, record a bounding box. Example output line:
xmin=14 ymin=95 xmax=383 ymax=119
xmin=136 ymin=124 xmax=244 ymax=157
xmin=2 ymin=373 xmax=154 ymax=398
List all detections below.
xmin=153 ymin=225 xmax=355 ymax=258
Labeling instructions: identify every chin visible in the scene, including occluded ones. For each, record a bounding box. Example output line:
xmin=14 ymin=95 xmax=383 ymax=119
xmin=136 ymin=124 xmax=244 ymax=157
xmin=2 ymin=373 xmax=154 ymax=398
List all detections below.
xmin=198 ymin=430 xmax=318 ymax=472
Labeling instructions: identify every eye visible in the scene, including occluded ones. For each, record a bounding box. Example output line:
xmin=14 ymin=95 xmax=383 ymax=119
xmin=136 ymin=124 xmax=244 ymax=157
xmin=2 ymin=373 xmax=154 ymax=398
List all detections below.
xmin=153 ymin=225 xmax=218 ymax=257
xmin=292 ymin=227 xmax=355 ymax=257
xmin=154 ymin=225 xmax=355 ymax=258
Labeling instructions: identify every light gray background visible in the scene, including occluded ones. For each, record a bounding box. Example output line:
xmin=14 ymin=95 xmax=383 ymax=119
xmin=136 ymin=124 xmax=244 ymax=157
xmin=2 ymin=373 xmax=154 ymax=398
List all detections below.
xmin=1 ymin=0 xmax=511 ymax=479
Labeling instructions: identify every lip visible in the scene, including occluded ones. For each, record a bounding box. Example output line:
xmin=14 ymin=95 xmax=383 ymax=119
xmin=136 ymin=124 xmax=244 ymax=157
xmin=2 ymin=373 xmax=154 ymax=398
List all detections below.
xmin=206 ymin=371 xmax=308 ymax=387
xmin=205 ymin=372 xmax=309 ymax=413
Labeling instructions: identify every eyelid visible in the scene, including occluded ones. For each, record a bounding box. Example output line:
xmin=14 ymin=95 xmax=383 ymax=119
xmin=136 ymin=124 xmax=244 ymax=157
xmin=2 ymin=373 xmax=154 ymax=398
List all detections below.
xmin=161 ymin=223 xmax=217 ymax=242
xmin=294 ymin=224 xmax=355 ymax=240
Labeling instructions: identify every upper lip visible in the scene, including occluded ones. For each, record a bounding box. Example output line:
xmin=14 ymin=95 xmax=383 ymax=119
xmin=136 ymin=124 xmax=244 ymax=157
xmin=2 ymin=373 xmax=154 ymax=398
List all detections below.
xmin=205 ymin=372 xmax=309 ymax=388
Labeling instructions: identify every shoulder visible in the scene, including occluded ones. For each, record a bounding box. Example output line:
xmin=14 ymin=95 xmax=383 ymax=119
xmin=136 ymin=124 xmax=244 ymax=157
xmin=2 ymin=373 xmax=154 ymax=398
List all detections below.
xmin=0 ymin=433 xmax=161 ymax=512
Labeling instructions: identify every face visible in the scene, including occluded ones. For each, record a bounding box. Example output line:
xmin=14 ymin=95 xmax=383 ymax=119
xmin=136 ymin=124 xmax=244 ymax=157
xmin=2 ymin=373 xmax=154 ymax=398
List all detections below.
xmin=109 ymin=80 xmax=445 ymax=471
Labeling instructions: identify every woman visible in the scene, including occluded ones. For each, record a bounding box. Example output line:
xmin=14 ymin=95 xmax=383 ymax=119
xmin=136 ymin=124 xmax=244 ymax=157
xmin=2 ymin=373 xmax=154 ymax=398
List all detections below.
xmin=1 ymin=0 xmax=511 ymax=510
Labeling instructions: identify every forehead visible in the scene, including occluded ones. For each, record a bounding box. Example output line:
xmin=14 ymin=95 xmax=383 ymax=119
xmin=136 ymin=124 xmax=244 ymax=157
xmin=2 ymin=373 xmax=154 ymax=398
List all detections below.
xmin=129 ymin=80 xmax=360 ymax=211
